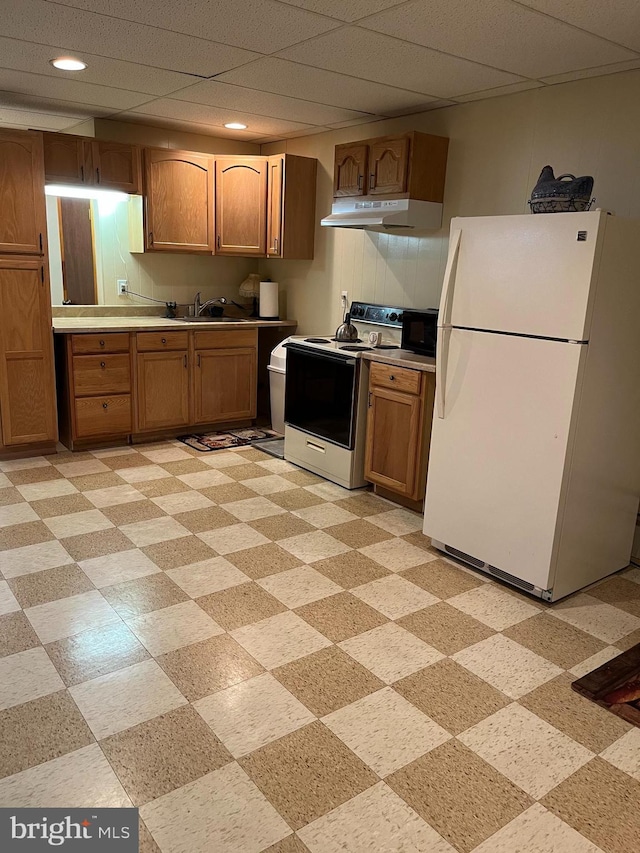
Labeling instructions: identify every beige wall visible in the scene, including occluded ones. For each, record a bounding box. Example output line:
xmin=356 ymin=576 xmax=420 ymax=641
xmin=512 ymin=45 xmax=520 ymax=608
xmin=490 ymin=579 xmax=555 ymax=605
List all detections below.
xmin=260 ymin=69 xmax=640 ymax=335
xmin=94 ymin=118 xmax=260 ymax=155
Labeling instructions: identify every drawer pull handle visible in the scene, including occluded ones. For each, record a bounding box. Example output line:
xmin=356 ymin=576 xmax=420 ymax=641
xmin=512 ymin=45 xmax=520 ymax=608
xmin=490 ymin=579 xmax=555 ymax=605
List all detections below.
xmin=306 ymin=440 xmax=325 ymax=454
xmin=100 ymin=361 xmax=106 ymax=368
xmin=99 ymin=340 xmax=105 ymax=347
xmin=161 ymin=337 xmax=167 ymax=344
xmin=102 ymin=403 xmax=108 ymax=409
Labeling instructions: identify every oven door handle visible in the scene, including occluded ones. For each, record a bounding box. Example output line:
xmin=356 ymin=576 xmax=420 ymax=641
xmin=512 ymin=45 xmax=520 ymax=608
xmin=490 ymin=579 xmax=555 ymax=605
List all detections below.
xmin=284 ymin=343 xmax=357 ymax=366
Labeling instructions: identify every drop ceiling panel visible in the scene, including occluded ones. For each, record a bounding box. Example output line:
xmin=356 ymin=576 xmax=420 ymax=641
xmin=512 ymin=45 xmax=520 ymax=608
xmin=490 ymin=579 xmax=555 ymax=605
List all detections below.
xmin=171 ymin=80 xmax=371 ymax=125
xmin=216 ymin=57 xmax=437 ymax=114
xmin=276 ymin=0 xmax=408 ymax=23
xmin=51 ymin=0 xmax=341 ymax=53
xmin=542 ymin=59 xmax=640 ymax=85
xmin=0 ymin=106 xmax=81 ymax=130
xmin=0 ymin=37 xmax=200 ymax=96
xmin=277 ymin=27 xmax=526 ymax=97
xmin=454 ymin=81 xmax=544 ymax=102
xmin=128 ymin=98 xmax=315 ymax=136
xmin=0 ymin=90 xmax=115 ymax=118
xmin=115 ymin=112 xmax=266 ymax=139
xmin=1 ymin=0 xmax=259 ymax=77
xmin=518 ymin=0 xmax=640 ymax=53
xmin=0 ymin=69 xmax=153 ymax=110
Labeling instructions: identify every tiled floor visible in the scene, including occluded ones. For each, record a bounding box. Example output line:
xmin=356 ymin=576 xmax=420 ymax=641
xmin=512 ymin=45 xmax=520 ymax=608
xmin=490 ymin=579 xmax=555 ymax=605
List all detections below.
xmin=1 ymin=440 xmax=639 ymax=853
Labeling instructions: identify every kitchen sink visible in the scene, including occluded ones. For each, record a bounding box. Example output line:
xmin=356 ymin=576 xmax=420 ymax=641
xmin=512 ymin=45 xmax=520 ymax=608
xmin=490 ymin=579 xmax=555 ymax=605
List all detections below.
xmin=178 ymin=316 xmax=249 ymax=323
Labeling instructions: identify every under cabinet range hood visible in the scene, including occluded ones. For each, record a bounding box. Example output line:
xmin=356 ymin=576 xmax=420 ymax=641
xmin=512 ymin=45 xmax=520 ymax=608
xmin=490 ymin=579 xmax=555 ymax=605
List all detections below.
xmin=321 ymin=198 xmax=443 ymax=232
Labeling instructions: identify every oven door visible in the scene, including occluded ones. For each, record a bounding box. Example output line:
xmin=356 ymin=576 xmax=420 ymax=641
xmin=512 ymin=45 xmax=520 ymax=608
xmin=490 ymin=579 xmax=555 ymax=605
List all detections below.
xmin=285 ymin=344 xmax=358 ymax=449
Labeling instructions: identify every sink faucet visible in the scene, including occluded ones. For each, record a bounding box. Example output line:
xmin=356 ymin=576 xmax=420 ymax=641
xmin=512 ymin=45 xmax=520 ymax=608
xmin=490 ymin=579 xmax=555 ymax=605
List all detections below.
xmin=193 ymin=292 xmax=228 ymax=317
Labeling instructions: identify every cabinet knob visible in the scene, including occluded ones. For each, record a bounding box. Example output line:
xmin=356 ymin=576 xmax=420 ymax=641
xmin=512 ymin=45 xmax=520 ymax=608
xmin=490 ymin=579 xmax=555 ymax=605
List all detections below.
xmin=216 ymin=234 xmax=221 ymax=250
xmin=389 ymin=374 xmax=395 ymax=380
xmin=100 ymin=361 xmax=106 ymax=368
xmin=102 ymin=402 xmax=108 ymax=409
xmin=161 ymin=337 xmax=167 ymax=344
xmin=99 ymin=340 xmax=105 ymax=347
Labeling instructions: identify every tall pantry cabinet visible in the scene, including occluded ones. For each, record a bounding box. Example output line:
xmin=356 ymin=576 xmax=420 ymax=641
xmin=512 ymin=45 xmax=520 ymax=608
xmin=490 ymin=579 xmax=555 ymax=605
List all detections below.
xmin=0 ymin=129 xmax=57 ymax=449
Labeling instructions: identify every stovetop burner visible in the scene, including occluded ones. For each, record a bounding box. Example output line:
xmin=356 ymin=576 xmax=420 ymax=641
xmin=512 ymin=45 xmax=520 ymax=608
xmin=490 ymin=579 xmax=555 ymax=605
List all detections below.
xmin=339 ymin=344 xmax=373 ymax=351
xmin=304 ymin=337 xmax=331 ymax=343
xmin=332 ymin=337 xmax=362 ymax=343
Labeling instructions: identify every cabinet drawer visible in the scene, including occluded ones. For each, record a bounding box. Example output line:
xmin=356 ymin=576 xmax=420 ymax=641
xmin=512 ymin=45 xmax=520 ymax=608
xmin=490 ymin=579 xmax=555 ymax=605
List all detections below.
xmin=369 ymin=362 xmax=422 ymax=395
xmin=136 ymin=331 xmax=189 ymax=351
xmin=71 ymin=333 xmax=130 ymax=354
xmin=194 ymin=329 xmax=257 ymax=350
xmin=72 ymin=354 xmax=131 ymax=396
xmin=74 ymin=395 xmax=131 ymax=438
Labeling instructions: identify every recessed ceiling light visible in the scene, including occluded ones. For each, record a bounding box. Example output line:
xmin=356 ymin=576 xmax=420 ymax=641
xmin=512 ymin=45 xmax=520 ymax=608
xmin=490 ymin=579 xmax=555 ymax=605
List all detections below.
xmin=51 ymin=57 xmax=87 ymax=71
xmin=224 ymin=122 xmax=247 ymax=130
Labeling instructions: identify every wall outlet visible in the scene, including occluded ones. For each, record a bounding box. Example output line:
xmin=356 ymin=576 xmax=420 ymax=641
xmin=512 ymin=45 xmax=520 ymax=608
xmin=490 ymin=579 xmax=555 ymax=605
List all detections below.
xmin=117 ymin=279 xmax=128 ymax=295
xmin=341 ymin=290 xmax=349 ymax=310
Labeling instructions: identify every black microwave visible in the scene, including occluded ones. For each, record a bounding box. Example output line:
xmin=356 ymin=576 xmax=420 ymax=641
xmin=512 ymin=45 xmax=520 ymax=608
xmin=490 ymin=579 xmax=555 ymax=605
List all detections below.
xmin=401 ymin=309 xmax=438 ymax=357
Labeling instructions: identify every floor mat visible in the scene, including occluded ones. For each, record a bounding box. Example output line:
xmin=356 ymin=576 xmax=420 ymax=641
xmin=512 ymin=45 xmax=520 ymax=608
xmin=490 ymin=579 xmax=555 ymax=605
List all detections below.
xmin=178 ymin=427 xmax=282 ymax=452
xmin=572 ymin=642 xmax=640 ymax=727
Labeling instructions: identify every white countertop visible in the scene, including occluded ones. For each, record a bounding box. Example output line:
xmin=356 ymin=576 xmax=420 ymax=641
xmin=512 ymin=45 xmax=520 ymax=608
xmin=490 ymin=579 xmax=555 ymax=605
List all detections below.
xmin=52 ymin=317 xmax=297 ymax=334
xmin=363 ymin=349 xmax=436 ymax=373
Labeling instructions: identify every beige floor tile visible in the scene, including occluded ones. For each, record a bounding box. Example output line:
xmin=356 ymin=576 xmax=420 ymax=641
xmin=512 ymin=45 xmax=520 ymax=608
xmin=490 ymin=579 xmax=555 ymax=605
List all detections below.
xmin=61 ymin=529 xmax=134 ymax=562
xmin=136 ymin=477 xmax=193 ymax=499
xmin=448 ymin=583 xmax=541 ymax=630
xmin=0 ymin=581 xmax=20 ymax=615
xmin=139 ymin=818 xmax=161 ymax=853
xmin=45 ymin=621 xmax=150 ymax=687
xmin=550 ymin=593 xmax=640 ymax=644
xmin=231 ymin=610 xmax=332 ymax=670
xmin=2 ymin=540 xmax=73 ymax=578
xmin=0 ymin=456 xmax=50 ymax=472
xmin=305 ymin=482 xmax=354 ymax=501
xmin=199 ymin=482 xmax=259 ymax=504
xmin=198 ymin=523 xmax=271 ymax=555
xmin=541 ymin=758 xmax=640 ymax=853
xmin=520 ymin=673 xmax=632 ymax=752
xmin=387 ymin=739 xmax=532 ymax=853
xmin=453 ymin=634 xmax=563 ymax=699
xmin=79 ymin=549 xmax=160 ymax=588
xmin=359 ymin=538 xmax=436 ymax=572
xmin=166 ymin=556 xmax=249 ymax=597
xmin=400 ymin=558 xmax=485 ymax=600
xmin=614 ymin=626 xmax=640 ymax=652
xmin=0 ymin=611 xmax=39 ymax=657
xmin=298 ymin=781 xmax=454 ymax=853
xmin=323 ymin=518 xmax=395 ymax=549
xmin=101 ymin=705 xmax=233 ymax=805
xmin=205 ymin=451 xmax=263 ymax=467
xmin=8 ymin=564 xmax=94 ymax=608
xmin=255 ymin=458 xmax=297 ymax=474
xmin=296 ymin=591 xmax=388 ymax=642
xmin=263 ymin=835 xmax=310 ymax=853
xmin=16 ymin=478 xmax=78 ymax=502
xmin=258 ymin=566 xmax=342 ymax=609
xmin=8 ymin=466 xmax=65 ymax=486
xmin=395 ymin=658 xmax=510 ymax=734
xmin=25 ymin=589 xmax=119 ymax=644
xmin=601 ymin=728 xmax=640 ymax=781
xmin=283 ymin=469 xmax=324 ymax=486
xmin=120 ymin=516 xmax=190 ymax=548
xmin=158 ymin=634 xmax=263 ymax=702
xmin=312 ymin=551 xmax=391 ymax=589
xmin=248 ymin=514 xmax=316 ymax=541
xmin=55 ymin=459 xmax=110 ymax=478
xmin=30 ymin=493 xmax=95 ymax=519
xmin=0 ymin=486 xmax=25 ymax=506
xmin=0 ymin=647 xmax=65 ymax=710
xmin=162 ymin=458 xmax=210 ymax=476
xmin=151 ymin=489 xmax=213 ymax=515
xmin=141 ymin=447 xmax=192 ymax=463
xmin=471 ymin=803 xmax=604 ymax=853
xmin=242 ymin=474 xmax=298 ymax=495
xmin=102 ymin=452 xmax=153 ymax=471
xmin=141 ymin=762 xmax=290 ymax=853
xmin=240 ymin=720 xmax=378 ymax=830
xmin=568 ymin=646 xmax=623 ymax=678
xmin=83 ymin=484 xmax=146 ymax=508
xmin=143 ymin=535 xmax=217 ymax=570
xmin=366 ymin=508 xmax=424 ymax=536
xmin=70 ymin=658 xmax=187 ymax=739
xmin=352 ymin=574 xmax=438 ymax=620
xmin=459 ymin=704 xmax=593 ymax=798
xmin=292 ymin=503 xmax=359 ymax=529
xmin=398 ymin=602 xmax=495 ymax=655
xmin=125 ymin=600 xmax=223 ymax=656
xmin=226 ymin=543 xmax=303 ymax=580
xmin=333 ymin=493 xmax=392 ymax=517
xmin=0 ymin=520 xmax=56 ymax=550
xmin=273 ymin=646 xmax=384 ymax=717
xmin=0 ymin=743 xmax=131 ymax=807
xmin=91 ymin=446 xmax=138 ymax=459
xmin=195 ymin=672 xmax=315 ymax=757
xmin=0 ymin=502 xmax=38 ymax=527
xmin=197 ymin=582 xmax=287 ymax=631
xmin=323 ymin=687 xmax=451 ymax=777
xmin=269 ymin=488 xmax=327 ymax=511
xmin=117 ymin=464 xmax=172 ymax=484
xmin=178 ymin=469 xmax=234 ymax=490
xmin=278 ymin=530 xmax=351 ymax=564
xmin=222 ymin=496 xmax=288 ymax=522
xmin=102 ymin=500 xmax=167 ymax=527
xmin=69 ymin=472 xmax=126 ymax=492
xmin=0 ymin=691 xmax=94 ymax=779
xmin=339 ymin=622 xmax=443 ymax=684
xmin=503 ymin=612 xmax=607 ymax=669
xmin=229 ymin=465 xmax=281 ymax=484
xmin=588 ymin=576 xmax=640 ymax=617
xmin=0 ymin=473 xmax=11 ymax=489
xmin=172 ymin=506 xmax=239 ymax=534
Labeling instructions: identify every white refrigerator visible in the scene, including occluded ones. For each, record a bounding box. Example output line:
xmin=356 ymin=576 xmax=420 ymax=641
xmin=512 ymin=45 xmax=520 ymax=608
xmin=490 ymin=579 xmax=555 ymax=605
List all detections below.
xmin=424 ymin=211 xmax=640 ymax=600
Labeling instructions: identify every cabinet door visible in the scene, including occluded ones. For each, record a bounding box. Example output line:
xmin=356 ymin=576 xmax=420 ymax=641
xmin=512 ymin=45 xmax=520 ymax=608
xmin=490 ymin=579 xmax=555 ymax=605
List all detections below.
xmin=0 ymin=129 xmax=47 ymax=255
xmin=144 ymin=149 xmax=213 ymax=253
xmin=368 ymin=137 xmax=409 ymax=195
xmin=93 ymin=141 xmax=140 ymax=193
xmin=136 ymin=351 xmax=189 ymax=431
xmin=364 ymin=385 xmax=422 ymax=497
xmin=266 ymin=156 xmax=283 ymax=257
xmin=0 ymin=257 xmax=57 ymax=445
xmin=43 ymin=132 xmax=87 ymax=185
xmin=215 ymin=158 xmax=267 ymax=256
xmin=333 ymin=144 xmax=367 ymax=198
xmin=194 ymin=348 xmax=256 ymax=424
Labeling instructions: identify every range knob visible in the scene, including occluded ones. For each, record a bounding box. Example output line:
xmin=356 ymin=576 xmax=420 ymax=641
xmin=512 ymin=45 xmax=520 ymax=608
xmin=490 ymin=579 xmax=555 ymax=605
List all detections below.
xmin=389 ymin=312 xmax=398 ymax=322
xmin=353 ymin=306 xmax=365 ymax=317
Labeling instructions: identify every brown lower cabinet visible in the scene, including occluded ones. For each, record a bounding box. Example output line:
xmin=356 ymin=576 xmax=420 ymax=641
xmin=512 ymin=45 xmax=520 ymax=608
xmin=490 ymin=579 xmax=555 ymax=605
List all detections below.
xmin=195 ymin=349 xmax=256 ymax=423
xmin=364 ymin=361 xmax=435 ymax=503
xmin=136 ymin=350 xmax=190 ymax=432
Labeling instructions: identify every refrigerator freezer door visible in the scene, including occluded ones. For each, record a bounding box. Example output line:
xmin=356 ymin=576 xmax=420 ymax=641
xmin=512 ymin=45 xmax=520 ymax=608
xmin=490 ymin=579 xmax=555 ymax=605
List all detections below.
xmin=446 ymin=212 xmax=604 ymax=341
xmin=424 ymin=328 xmax=586 ymax=592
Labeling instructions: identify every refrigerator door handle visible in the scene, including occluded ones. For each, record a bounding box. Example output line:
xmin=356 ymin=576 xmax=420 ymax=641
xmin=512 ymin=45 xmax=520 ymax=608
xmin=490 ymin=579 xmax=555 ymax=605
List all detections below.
xmin=439 ymin=228 xmax=462 ymax=325
xmin=436 ymin=325 xmax=451 ymax=418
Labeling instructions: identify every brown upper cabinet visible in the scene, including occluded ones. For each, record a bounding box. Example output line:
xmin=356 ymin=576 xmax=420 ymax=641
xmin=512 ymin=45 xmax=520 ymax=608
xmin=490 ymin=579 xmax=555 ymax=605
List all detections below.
xmin=333 ymin=131 xmax=449 ymax=202
xmin=267 ymin=154 xmax=317 ymax=259
xmin=0 ymin=129 xmax=47 ymax=255
xmin=43 ymin=133 xmax=141 ymax=193
xmin=144 ymin=148 xmax=214 ymax=254
xmin=215 ymin=158 xmax=267 ymax=256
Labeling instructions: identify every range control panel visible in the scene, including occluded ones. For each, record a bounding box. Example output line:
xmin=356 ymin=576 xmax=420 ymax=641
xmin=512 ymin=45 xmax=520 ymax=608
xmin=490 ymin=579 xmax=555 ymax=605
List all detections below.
xmin=349 ymin=302 xmax=406 ymax=328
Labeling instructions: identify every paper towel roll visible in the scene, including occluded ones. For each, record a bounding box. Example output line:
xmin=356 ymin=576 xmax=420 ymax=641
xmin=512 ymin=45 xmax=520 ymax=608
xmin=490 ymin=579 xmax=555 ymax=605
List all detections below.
xmin=259 ymin=281 xmax=279 ymax=319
